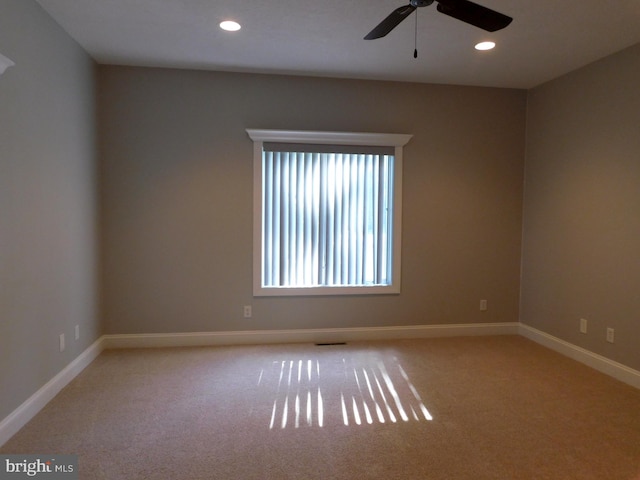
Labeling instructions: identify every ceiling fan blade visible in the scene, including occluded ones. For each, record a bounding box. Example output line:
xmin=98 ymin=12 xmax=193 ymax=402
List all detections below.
xmin=364 ymin=4 xmax=417 ymax=40
xmin=436 ymin=0 xmax=512 ymax=32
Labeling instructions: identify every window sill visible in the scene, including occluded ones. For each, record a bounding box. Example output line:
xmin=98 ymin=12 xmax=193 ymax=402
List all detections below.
xmin=254 ymin=284 xmax=401 ymax=297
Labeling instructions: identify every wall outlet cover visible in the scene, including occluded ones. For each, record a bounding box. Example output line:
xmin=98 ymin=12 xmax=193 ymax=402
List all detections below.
xmin=580 ymin=318 xmax=587 ymax=334
xmin=606 ymin=328 xmax=615 ymax=343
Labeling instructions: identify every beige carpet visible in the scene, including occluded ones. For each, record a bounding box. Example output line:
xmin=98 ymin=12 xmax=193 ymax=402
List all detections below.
xmin=2 ymin=336 xmax=640 ymax=479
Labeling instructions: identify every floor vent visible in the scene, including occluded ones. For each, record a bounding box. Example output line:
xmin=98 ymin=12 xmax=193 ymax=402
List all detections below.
xmin=314 ymin=342 xmax=347 ymax=346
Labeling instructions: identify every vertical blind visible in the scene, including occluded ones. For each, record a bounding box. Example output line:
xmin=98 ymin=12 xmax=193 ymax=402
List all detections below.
xmin=261 ymin=144 xmax=395 ymax=288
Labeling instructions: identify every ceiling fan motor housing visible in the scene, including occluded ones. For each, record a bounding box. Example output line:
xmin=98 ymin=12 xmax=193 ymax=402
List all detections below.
xmin=410 ymin=0 xmax=434 ymax=7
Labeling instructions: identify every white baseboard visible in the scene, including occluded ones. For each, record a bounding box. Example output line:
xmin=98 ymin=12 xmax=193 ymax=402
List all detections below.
xmin=519 ymin=324 xmax=640 ymax=389
xmin=3 ymin=322 xmax=638 ymax=448
xmin=102 ymin=322 xmax=521 ymax=349
xmin=0 ymin=322 xmax=517 ymax=447
xmin=0 ymin=337 xmax=105 ymax=447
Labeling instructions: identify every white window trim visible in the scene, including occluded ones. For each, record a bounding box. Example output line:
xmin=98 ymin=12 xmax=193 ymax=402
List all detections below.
xmin=247 ymin=129 xmax=412 ymax=297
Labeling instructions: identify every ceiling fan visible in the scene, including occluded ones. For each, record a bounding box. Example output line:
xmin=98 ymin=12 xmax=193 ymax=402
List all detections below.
xmin=364 ymin=0 xmax=512 ymax=40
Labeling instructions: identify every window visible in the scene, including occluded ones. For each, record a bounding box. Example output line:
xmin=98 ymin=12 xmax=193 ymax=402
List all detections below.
xmin=247 ymin=130 xmax=412 ymax=296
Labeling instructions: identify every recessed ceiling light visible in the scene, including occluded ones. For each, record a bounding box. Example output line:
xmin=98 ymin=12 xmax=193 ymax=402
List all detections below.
xmin=475 ymin=41 xmax=496 ymax=51
xmin=220 ymin=20 xmax=241 ymax=32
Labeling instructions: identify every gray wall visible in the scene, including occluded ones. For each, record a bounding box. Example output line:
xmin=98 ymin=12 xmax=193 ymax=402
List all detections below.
xmin=98 ymin=67 xmax=526 ymax=335
xmin=6 ymin=0 xmax=636 ymax=434
xmin=521 ymin=43 xmax=640 ymax=371
xmin=0 ymin=0 xmax=99 ymax=420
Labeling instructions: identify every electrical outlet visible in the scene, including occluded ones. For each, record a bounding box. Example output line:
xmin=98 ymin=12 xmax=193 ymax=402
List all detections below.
xmin=75 ymin=325 xmax=80 ymax=341
xmin=243 ymin=305 xmax=252 ymax=318
xmin=59 ymin=333 xmax=65 ymax=352
xmin=606 ymin=328 xmax=615 ymax=343
xmin=480 ymin=299 xmax=487 ymax=311
xmin=580 ymin=318 xmax=587 ymax=334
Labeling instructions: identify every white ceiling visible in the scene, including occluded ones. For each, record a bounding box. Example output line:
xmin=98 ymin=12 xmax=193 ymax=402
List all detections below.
xmin=35 ymin=0 xmax=640 ymax=89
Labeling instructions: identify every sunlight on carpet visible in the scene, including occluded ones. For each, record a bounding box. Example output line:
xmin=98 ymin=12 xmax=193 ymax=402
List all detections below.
xmin=257 ymin=352 xmax=433 ymax=430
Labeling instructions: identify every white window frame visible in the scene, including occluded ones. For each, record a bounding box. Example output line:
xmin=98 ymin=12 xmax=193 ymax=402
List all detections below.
xmin=247 ymin=129 xmax=412 ymax=297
